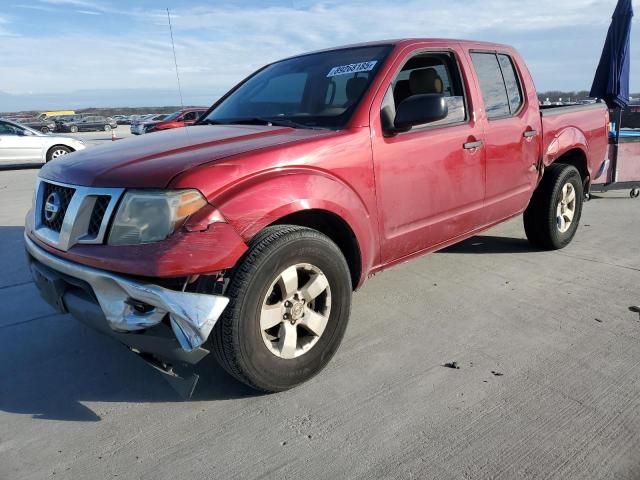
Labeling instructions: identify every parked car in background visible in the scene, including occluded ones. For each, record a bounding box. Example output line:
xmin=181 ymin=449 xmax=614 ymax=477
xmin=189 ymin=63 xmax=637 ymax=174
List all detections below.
xmin=52 ymin=114 xmax=85 ymax=132
xmin=113 ymin=115 xmax=132 ymax=125
xmin=0 ymin=119 xmax=85 ymax=165
xmin=142 ymin=108 xmax=206 ymax=133
xmin=57 ymin=115 xmax=112 ymax=133
xmin=130 ymin=114 xmax=170 ymax=135
xmin=106 ymin=117 xmax=118 ymax=129
xmin=38 ymin=110 xmax=75 ymax=119
xmin=16 ymin=117 xmax=56 ymax=134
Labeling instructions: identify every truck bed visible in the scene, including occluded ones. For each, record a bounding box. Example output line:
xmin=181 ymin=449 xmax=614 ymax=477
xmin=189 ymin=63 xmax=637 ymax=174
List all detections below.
xmin=539 ymin=102 xmax=609 ymax=180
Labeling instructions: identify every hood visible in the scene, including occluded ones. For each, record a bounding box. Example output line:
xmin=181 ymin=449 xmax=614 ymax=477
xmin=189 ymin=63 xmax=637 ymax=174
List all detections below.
xmin=39 ymin=125 xmax=335 ymax=188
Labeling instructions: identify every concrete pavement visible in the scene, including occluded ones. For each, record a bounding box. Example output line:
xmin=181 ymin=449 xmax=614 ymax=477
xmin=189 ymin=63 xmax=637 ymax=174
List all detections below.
xmin=0 ymin=165 xmax=638 ymax=479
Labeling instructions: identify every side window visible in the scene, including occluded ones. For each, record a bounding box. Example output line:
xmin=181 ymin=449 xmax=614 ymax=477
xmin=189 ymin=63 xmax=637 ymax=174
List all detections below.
xmin=381 ymin=52 xmax=467 ymax=129
xmin=497 ymin=54 xmax=523 ymax=114
xmin=183 ymin=111 xmax=197 ymax=121
xmin=0 ymin=122 xmax=19 ymax=135
xmin=470 ymin=53 xmax=510 ymax=119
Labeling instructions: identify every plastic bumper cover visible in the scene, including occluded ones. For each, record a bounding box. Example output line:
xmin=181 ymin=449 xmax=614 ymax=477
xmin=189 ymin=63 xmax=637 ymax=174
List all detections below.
xmin=25 ymin=233 xmax=229 ymax=352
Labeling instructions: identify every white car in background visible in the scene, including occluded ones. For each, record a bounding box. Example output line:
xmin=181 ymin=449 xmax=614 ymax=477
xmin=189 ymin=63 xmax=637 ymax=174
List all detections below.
xmin=0 ymin=119 xmax=86 ymax=166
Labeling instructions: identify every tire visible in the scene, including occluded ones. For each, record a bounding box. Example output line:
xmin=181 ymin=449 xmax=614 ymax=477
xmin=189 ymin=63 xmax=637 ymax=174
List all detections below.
xmin=104 ymin=124 xmax=112 ymax=132
xmin=69 ymin=126 xmax=78 ymax=133
xmin=208 ymin=225 xmax=352 ymax=392
xmin=523 ymin=163 xmax=583 ymax=250
xmin=631 ymin=188 xmax=640 ymax=199
xmin=46 ymin=145 xmax=71 ymax=162
xmin=41 ymin=127 xmax=49 ymax=134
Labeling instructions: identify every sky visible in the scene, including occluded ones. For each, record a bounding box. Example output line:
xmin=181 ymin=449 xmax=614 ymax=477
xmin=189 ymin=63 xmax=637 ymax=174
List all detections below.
xmin=0 ymin=0 xmax=638 ymax=111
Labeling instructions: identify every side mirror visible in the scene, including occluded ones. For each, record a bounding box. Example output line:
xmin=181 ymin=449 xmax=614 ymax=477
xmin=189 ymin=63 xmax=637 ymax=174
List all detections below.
xmin=391 ymin=94 xmax=448 ymax=134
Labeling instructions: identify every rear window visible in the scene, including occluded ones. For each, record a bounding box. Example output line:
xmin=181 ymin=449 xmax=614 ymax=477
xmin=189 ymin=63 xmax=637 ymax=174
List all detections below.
xmin=471 ymin=52 xmax=524 ymax=119
xmin=497 ymin=54 xmax=523 ymax=114
xmin=470 ymin=53 xmax=510 ymax=119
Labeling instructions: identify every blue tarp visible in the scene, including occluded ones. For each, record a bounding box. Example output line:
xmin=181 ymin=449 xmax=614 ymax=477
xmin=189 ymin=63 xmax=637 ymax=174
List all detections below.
xmin=590 ymin=0 xmax=634 ymax=109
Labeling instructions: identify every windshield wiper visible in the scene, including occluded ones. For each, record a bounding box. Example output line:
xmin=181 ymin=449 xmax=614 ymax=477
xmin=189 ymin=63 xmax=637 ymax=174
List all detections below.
xmin=230 ymin=117 xmax=326 ymax=130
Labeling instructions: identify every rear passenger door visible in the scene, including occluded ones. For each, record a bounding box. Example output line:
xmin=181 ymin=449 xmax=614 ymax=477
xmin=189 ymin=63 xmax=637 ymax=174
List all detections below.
xmin=469 ymin=51 xmax=541 ymax=223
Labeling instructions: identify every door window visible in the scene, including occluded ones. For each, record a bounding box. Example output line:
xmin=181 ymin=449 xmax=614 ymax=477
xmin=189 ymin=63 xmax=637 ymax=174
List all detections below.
xmin=470 ymin=52 xmax=523 ymax=119
xmin=498 ymin=55 xmax=523 ymax=114
xmin=381 ymin=52 xmax=467 ymax=130
xmin=183 ymin=111 xmax=199 ymax=121
xmin=0 ymin=122 xmax=21 ymax=135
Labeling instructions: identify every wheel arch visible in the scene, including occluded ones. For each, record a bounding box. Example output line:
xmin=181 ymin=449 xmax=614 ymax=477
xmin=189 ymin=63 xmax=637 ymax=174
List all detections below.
xmin=270 ymin=209 xmax=362 ymax=290
xmin=543 ymin=126 xmax=591 ymax=184
xmin=551 ymin=148 xmax=589 ymax=185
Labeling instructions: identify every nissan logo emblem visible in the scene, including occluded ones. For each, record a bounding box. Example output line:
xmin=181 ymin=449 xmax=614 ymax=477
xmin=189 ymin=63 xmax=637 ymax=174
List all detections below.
xmin=44 ymin=192 xmax=61 ymax=222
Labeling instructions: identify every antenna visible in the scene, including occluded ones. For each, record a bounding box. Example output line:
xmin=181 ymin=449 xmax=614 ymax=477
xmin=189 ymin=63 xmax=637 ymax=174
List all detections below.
xmin=167 ymin=8 xmax=185 ymax=112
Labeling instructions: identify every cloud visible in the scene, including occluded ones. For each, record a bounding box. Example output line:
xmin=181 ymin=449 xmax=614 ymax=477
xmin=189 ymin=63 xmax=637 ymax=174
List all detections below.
xmin=0 ymin=14 xmax=18 ymax=37
xmin=75 ymin=9 xmax=101 ymax=15
xmin=2 ymin=0 xmax=639 ymax=110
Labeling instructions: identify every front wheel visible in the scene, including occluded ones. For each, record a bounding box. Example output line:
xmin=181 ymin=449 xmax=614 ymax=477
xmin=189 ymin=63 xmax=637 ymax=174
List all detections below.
xmin=41 ymin=127 xmax=50 ymax=134
xmin=46 ymin=145 xmax=71 ymax=162
xmin=69 ymin=126 xmax=78 ymax=133
xmin=209 ymin=225 xmax=352 ymax=392
xmin=523 ymin=163 xmax=584 ymax=250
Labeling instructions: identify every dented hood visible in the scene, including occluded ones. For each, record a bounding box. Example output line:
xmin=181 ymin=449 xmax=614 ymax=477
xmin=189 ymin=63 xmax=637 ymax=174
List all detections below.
xmin=40 ymin=125 xmax=333 ymax=188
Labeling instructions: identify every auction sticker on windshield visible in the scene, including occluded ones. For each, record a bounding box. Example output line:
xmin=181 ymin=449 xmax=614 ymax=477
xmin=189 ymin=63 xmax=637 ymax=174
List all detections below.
xmin=327 ymin=61 xmax=377 ymax=77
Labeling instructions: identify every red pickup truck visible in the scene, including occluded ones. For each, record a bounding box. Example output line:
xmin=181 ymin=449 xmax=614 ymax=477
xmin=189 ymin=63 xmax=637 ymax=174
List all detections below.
xmin=25 ymin=39 xmax=609 ymax=393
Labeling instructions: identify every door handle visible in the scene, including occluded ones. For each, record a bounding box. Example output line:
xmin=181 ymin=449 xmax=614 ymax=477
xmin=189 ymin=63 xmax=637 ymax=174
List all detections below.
xmin=523 ymin=130 xmax=538 ymax=138
xmin=463 ymin=140 xmax=483 ymax=150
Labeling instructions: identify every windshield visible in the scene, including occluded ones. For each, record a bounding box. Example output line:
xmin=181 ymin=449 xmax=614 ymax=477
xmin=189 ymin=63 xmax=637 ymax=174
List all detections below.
xmin=163 ymin=111 xmax=182 ymax=121
xmin=202 ymin=45 xmax=392 ymax=130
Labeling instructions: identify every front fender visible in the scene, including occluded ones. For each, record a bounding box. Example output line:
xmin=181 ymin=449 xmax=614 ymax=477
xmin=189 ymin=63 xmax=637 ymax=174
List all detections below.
xmin=211 ymin=168 xmax=379 ymax=283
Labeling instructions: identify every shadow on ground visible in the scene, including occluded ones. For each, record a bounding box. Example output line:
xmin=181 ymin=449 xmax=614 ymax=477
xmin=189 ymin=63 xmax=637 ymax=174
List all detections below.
xmin=0 ymin=226 xmax=259 ymax=423
xmin=441 ymin=235 xmax=537 ymax=254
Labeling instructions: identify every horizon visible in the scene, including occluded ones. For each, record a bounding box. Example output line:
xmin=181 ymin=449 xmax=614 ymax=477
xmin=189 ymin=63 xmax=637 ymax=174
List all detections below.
xmin=1 ymin=0 xmax=638 ymax=111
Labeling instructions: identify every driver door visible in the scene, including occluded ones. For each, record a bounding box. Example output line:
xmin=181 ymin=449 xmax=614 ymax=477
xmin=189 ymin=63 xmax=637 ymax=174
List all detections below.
xmin=182 ymin=111 xmax=200 ymax=126
xmin=0 ymin=122 xmax=43 ymax=164
xmin=370 ymin=47 xmax=486 ymax=263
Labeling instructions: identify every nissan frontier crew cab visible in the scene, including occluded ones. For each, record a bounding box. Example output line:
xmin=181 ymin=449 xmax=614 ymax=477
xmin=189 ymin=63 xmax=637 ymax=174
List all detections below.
xmin=25 ymin=39 xmax=609 ymax=392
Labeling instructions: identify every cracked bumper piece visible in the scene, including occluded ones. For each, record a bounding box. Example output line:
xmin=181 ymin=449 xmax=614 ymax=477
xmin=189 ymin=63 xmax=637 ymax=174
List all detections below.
xmin=25 ymin=233 xmax=229 ymax=352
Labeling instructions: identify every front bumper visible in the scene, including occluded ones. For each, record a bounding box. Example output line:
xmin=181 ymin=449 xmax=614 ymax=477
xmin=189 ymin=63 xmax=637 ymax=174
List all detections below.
xmin=25 ymin=233 xmax=229 ymax=353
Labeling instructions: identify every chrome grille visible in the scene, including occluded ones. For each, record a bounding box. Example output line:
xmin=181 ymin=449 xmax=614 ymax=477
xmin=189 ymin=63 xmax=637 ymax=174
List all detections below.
xmin=33 ymin=179 xmax=124 ymax=251
xmin=41 ymin=183 xmax=75 ymax=232
xmin=88 ymin=196 xmax=111 ymax=237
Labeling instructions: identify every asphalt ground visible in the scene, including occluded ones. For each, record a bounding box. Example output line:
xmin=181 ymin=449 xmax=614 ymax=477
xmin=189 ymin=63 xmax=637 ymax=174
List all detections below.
xmin=0 ymin=142 xmax=639 ymax=479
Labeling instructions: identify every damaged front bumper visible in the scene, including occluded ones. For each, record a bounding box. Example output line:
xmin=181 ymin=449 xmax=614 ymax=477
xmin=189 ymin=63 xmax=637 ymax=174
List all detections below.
xmin=25 ymin=233 xmax=229 ymax=353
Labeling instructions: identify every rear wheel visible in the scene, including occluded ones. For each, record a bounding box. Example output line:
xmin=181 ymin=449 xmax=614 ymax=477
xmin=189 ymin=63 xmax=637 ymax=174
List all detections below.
xmin=46 ymin=145 xmax=71 ymax=162
xmin=104 ymin=124 xmax=112 ymax=132
xmin=524 ymin=163 xmax=583 ymax=250
xmin=209 ymin=225 xmax=352 ymax=392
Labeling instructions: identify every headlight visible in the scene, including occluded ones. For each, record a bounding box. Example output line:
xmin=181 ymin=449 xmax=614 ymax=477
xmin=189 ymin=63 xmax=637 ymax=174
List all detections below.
xmin=108 ymin=189 xmax=207 ymax=245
